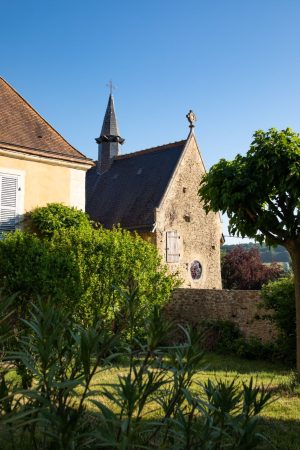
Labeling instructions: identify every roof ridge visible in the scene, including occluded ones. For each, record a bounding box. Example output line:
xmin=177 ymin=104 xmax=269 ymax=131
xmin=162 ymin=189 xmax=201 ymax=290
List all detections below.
xmin=0 ymin=76 xmax=88 ymax=160
xmin=0 ymin=140 xmax=93 ymax=163
xmin=115 ymin=139 xmax=186 ymax=160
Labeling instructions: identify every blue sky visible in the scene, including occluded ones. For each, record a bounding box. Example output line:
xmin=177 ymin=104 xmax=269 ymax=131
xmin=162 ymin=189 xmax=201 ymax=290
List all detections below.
xmin=1 ymin=0 xmax=300 ymax=242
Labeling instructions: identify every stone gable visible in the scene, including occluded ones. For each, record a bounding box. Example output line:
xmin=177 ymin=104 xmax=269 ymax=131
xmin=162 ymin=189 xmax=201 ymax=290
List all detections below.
xmin=154 ymin=133 xmax=222 ymax=288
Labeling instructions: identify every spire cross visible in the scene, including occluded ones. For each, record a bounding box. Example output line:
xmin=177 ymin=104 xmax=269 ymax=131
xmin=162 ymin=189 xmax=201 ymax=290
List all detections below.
xmin=106 ymin=80 xmax=116 ymax=95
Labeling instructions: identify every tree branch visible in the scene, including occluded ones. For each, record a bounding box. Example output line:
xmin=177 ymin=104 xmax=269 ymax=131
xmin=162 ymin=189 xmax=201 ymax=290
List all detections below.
xmin=243 ymin=207 xmax=285 ymax=244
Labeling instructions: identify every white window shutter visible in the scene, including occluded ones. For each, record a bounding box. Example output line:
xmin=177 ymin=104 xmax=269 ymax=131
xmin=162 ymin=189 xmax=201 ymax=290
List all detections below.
xmin=0 ymin=174 xmax=19 ymax=232
xmin=166 ymin=231 xmax=180 ymax=263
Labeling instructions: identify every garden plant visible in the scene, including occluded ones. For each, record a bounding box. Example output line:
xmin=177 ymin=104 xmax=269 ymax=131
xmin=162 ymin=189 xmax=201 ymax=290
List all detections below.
xmin=0 ymin=289 xmax=273 ymax=449
xmin=0 ymin=204 xmax=178 ymax=341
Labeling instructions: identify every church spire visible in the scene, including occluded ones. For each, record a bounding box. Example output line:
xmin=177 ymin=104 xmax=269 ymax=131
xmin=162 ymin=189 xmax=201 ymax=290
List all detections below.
xmin=96 ymin=91 xmax=124 ymax=174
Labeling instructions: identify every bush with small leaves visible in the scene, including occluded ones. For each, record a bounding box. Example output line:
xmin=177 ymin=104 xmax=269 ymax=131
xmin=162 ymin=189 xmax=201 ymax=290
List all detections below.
xmin=0 ymin=225 xmax=178 ymax=342
xmin=200 ymin=320 xmax=242 ymax=353
xmin=23 ymin=202 xmax=92 ymax=238
xmin=200 ymin=319 xmax=281 ymax=363
xmin=261 ymin=276 xmax=296 ymax=363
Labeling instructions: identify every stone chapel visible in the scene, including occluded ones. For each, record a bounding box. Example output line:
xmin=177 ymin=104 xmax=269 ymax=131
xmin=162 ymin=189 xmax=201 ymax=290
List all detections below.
xmin=86 ymin=94 xmax=222 ymax=288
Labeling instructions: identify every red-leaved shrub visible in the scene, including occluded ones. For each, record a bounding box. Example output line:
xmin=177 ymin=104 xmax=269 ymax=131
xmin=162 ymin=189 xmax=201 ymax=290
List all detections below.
xmin=222 ymin=246 xmax=282 ymax=290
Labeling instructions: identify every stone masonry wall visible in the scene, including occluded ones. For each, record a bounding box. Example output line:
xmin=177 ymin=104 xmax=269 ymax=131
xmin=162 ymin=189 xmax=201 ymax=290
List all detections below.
xmin=155 ymin=134 xmax=222 ymax=289
xmin=165 ymin=288 xmax=276 ymax=342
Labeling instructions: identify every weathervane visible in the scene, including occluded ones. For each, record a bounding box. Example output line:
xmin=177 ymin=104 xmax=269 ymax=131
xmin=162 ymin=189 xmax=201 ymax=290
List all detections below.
xmin=186 ymin=110 xmax=197 ymax=129
xmin=106 ymin=79 xmax=116 ymax=95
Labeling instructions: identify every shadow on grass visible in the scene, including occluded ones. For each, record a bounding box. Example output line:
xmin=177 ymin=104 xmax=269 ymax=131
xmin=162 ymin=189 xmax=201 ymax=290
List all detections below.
xmin=201 ymin=352 xmax=293 ymax=375
xmin=1 ymin=413 xmax=299 ymax=450
xmin=259 ymin=417 xmax=300 ymax=450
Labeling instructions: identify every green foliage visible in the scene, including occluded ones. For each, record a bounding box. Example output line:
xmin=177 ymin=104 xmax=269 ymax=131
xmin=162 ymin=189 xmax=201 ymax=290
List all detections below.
xmin=0 ymin=295 xmax=272 ymax=449
xmin=0 ymin=231 xmax=81 ymax=316
xmin=50 ymin=226 xmax=177 ymax=336
xmin=277 ymin=370 xmax=300 ymax=394
xmin=1 ymin=300 xmax=119 ymax=449
xmin=201 ymin=320 xmax=243 ymax=353
xmin=234 ymin=336 xmax=278 ymax=361
xmin=0 ymin=226 xmax=177 ymax=341
xmin=199 ymin=127 xmax=300 ymax=377
xmin=0 ymin=291 xmax=15 ymax=359
xmin=200 ymin=320 xmax=281 ymax=363
xmin=261 ymin=276 xmax=296 ymax=362
xmin=24 ymin=202 xmax=92 ymax=238
xmin=199 ymin=128 xmax=300 ymax=246
xmin=197 ymin=377 xmax=272 ymax=449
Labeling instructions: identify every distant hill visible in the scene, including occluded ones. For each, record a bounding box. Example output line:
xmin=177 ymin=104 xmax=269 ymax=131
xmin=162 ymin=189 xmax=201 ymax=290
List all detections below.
xmin=222 ymin=243 xmax=290 ymax=263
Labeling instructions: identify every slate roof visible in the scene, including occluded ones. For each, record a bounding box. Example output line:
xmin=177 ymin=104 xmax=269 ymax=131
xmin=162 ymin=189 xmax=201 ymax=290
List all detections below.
xmin=86 ymin=140 xmax=186 ymax=230
xmin=100 ymin=94 xmax=120 ymax=137
xmin=0 ymin=77 xmax=92 ymax=165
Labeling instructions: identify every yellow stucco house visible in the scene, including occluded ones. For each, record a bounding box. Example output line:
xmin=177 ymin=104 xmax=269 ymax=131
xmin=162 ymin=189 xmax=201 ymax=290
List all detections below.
xmin=0 ymin=77 xmax=93 ymax=232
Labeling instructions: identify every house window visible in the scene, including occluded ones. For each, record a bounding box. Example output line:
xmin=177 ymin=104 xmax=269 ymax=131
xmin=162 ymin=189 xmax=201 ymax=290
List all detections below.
xmin=190 ymin=260 xmax=202 ymax=280
xmin=166 ymin=231 xmax=180 ymax=263
xmin=0 ymin=172 xmax=21 ymax=233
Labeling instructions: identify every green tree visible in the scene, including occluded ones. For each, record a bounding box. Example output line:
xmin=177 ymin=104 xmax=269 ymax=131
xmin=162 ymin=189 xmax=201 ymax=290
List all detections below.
xmin=199 ymin=128 xmax=300 ymax=377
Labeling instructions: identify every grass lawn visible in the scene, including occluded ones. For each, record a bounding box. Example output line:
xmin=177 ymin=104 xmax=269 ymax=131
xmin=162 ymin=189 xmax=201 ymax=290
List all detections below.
xmin=88 ymin=353 xmax=300 ymax=450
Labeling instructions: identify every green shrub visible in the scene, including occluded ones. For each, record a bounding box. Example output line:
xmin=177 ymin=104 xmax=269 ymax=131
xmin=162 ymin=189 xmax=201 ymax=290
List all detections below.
xmin=0 ymin=231 xmax=82 ymax=317
xmin=200 ymin=320 xmax=281 ymax=362
xmin=261 ymin=276 xmax=295 ymax=363
xmin=235 ymin=336 xmax=278 ymax=361
xmin=200 ymin=320 xmax=242 ymax=353
xmin=50 ymin=226 xmax=178 ymax=337
xmin=0 ymin=226 xmax=178 ymax=341
xmin=23 ymin=202 xmax=92 ymax=238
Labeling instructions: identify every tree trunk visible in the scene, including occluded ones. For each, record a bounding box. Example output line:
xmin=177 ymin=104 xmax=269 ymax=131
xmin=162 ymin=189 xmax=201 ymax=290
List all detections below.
xmin=288 ymin=244 xmax=300 ymax=381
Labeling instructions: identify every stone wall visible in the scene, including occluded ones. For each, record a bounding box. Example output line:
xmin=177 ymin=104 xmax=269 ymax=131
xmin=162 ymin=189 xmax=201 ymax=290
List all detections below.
xmin=165 ymin=288 xmax=276 ymax=342
xmin=155 ymin=134 xmax=222 ymax=289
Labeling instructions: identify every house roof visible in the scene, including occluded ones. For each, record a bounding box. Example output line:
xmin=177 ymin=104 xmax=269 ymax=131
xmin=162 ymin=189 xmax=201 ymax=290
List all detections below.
xmin=86 ymin=140 xmax=186 ymax=230
xmin=0 ymin=77 xmax=92 ymax=165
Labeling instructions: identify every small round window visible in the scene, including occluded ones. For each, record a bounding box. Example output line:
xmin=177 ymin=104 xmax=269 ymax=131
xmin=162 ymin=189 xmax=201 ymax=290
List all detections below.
xmin=190 ymin=260 xmax=202 ymax=280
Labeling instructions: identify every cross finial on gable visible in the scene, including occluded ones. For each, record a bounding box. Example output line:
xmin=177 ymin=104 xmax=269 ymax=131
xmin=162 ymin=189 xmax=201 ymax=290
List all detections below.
xmin=106 ymin=80 xmax=116 ymax=95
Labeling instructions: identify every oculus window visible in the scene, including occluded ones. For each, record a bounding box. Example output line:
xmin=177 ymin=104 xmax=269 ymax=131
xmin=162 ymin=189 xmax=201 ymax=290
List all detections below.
xmin=190 ymin=260 xmax=202 ymax=280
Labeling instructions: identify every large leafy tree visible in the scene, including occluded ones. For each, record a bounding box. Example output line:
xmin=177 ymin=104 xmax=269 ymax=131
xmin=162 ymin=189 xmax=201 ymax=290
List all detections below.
xmin=199 ymin=128 xmax=300 ymax=377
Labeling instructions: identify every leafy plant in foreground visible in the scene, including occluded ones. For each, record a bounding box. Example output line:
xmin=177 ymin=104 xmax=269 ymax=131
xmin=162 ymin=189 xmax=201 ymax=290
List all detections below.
xmin=90 ymin=290 xmax=273 ymax=449
xmin=0 ymin=293 xmax=273 ymax=449
xmin=1 ymin=301 xmax=118 ymax=450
